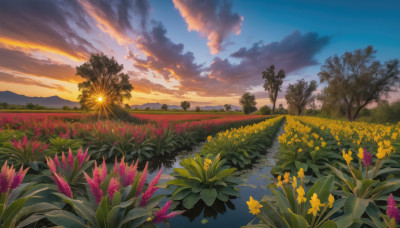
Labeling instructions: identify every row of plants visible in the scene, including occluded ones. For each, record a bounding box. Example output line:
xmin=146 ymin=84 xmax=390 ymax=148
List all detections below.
xmin=201 ymin=116 xmax=284 ymax=169
xmin=251 ymin=116 xmax=400 ymax=227
xmin=0 ymin=147 xmax=181 ymax=227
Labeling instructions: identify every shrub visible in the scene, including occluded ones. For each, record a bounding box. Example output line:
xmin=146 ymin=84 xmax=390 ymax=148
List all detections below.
xmin=259 ymin=105 xmax=272 ymax=115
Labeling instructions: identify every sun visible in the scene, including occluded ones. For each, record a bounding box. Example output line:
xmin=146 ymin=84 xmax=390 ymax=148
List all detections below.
xmin=98 ymin=97 xmax=103 ymax=102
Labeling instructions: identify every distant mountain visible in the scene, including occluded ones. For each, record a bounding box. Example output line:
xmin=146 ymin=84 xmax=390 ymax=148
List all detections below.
xmin=131 ymin=103 xmax=241 ymax=111
xmin=0 ymin=91 xmax=79 ymax=108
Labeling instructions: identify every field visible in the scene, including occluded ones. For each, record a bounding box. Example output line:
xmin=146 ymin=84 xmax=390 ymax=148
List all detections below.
xmin=1 ymin=113 xmax=399 ymax=227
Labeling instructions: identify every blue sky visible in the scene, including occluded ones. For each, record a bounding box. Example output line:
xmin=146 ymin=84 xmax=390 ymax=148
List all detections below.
xmin=0 ymin=0 xmax=399 ymax=106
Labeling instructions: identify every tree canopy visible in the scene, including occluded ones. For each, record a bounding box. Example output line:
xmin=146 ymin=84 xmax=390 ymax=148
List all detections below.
xmin=76 ymin=53 xmax=133 ymax=117
xmin=318 ymin=46 xmax=399 ymax=121
xmin=161 ymin=104 xmax=168 ymax=111
xmin=181 ymin=101 xmax=190 ymax=110
xmin=285 ymin=79 xmax=317 ymax=115
xmin=224 ymin=104 xmax=232 ymax=111
xmin=262 ymin=65 xmax=286 ymax=113
xmin=239 ymin=92 xmax=257 ymax=115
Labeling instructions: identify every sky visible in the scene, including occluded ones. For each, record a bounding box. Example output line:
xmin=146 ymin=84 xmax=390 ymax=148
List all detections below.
xmin=0 ymin=0 xmax=399 ymax=107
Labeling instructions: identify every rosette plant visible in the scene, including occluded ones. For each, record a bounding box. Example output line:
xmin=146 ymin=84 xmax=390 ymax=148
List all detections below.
xmin=148 ymin=123 xmax=177 ymax=156
xmin=244 ymin=170 xmax=341 ymax=228
xmin=0 ymin=161 xmax=51 ymax=227
xmin=327 ymin=148 xmax=400 ymax=227
xmin=47 ymin=137 xmax=83 ymax=155
xmin=46 ymin=157 xmax=182 ymax=227
xmin=1 ymin=134 xmax=49 ymax=170
xmin=167 ymin=154 xmax=240 ymax=209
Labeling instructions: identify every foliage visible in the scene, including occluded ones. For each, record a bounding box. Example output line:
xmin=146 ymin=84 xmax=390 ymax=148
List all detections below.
xmin=161 ymin=104 xmax=168 ymax=111
xmin=46 ymin=158 xmax=182 ymax=227
xmin=240 ymin=92 xmax=257 ymax=115
xmin=181 ymin=101 xmax=190 ymax=111
xmin=47 ymin=137 xmax=83 ymax=155
xmin=167 ymin=155 xmax=240 ymax=209
xmin=285 ymin=79 xmax=317 ymax=116
xmin=244 ymin=171 xmax=340 ymax=228
xmin=262 ymin=65 xmax=286 ymax=113
xmin=318 ymin=46 xmax=400 ymax=121
xmin=259 ymin=105 xmax=272 ymax=115
xmin=76 ymin=53 xmax=133 ymax=117
xmin=224 ymin=104 xmax=232 ymax=111
xmin=201 ymin=117 xmax=283 ymax=168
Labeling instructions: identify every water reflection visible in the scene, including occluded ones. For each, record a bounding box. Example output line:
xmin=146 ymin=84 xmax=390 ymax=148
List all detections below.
xmin=174 ymin=199 xmax=236 ymax=222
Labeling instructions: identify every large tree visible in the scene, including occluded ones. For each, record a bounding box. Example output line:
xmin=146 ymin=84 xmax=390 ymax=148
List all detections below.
xmin=76 ymin=53 xmax=133 ymax=117
xmin=285 ymin=79 xmax=317 ymax=115
xmin=240 ymin=92 xmax=257 ymax=115
xmin=318 ymin=46 xmax=399 ymax=121
xmin=224 ymin=104 xmax=232 ymax=111
xmin=262 ymin=65 xmax=286 ymax=113
xmin=181 ymin=101 xmax=190 ymax=110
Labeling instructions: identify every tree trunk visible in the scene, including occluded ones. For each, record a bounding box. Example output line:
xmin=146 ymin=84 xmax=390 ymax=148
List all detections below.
xmin=272 ymin=100 xmax=276 ymax=113
xmin=346 ymin=106 xmax=353 ymax=121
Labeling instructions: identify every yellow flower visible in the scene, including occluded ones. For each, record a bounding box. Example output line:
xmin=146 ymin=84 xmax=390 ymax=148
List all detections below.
xmin=247 ymin=196 xmax=263 ymax=215
xmin=146 ymin=217 xmax=152 ymax=222
xmin=298 ymin=168 xmax=304 ymax=180
xmin=342 ymin=150 xmax=353 ymax=165
xmin=296 ymin=186 xmax=306 ymax=204
xmin=204 ymin=158 xmax=212 ymax=171
xmin=292 ymin=176 xmax=297 ymax=189
xmin=277 ymin=175 xmax=283 ymax=188
xmin=328 ymin=194 xmax=334 ymax=208
xmin=298 ymin=148 xmax=302 ymax=153
xmin=315 ymin=146 xmax=320 ymax=151
xmin=321 ymin=141 xmax=326 ymax=147
xmin=307 ymin=193 xmax=325 ymax=216
xmin=284 ymin=172 xmax=290 ymax=183
xmin=207 ymin=135 xmax=212 ymax=142
xmin=357 ymin=148 xmax=364 ymax=159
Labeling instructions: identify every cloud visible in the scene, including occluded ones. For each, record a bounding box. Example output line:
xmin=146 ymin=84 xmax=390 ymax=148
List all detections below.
xmin=0 ymin=48 xmax=78 ymax=83
xmin=0 ymin=0 xmax=96 ymax=61
xmin=129 ymin=77 xmax=180 ymax=96
xmin=173 ymin=0 xmax=243 ymax=54
xmin=78 ymin=0 xmax=151 ymax=44
xmin=0 ymin=71 xmax=70 ymax=93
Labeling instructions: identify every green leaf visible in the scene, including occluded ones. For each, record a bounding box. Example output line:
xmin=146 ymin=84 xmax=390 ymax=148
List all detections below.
xmin=209 ymin=168 xmax=236 ymax=182
xmin=319 ymin=220 xmax=338 ymax=228
xmin=287 ymin=208 xmax=310 ymax=228
xmin=200 ymin=188 xmax=217 ymax=206
xmin=182 ymin=193 xmax=200 ymax=209
xmin=167 ymin=179 xmax=192 ymax=187
xmin=2 ymin=197 xmax=29 ymax=228
xmin=46 ymin=210 xmax=87 ymax=228
xmin=117 ymin=207 xmax=149 ymax=228
xmin=96 ymin=197 xmax=110 ymax=228
xmin=344 ymin=195 xmax=370 ymax=220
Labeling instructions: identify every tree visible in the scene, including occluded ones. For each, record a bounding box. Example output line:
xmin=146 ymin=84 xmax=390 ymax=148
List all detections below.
xmin=224 ymin=104 xmax=232 ymax=111
xmin=285 ymin=79 xmax=317 ymax=116
xmin=259 ymin=105 xmax=271 ymax=115
xmin=76 ymin=53 xmax=133 ymax=117
xmin=318 ymin=46 xmax=399 ymax=121
xmin=262 ymin=65 xmax=286 ymax=113
xmin=239 ymin=92 xmax=257 ymax=115
xmin=124 ymin=104 xmax=131 ymax=110
xmin=62 ymin=106 xmax=71 ymax=110
xmin=181 ymin=101 xmax=190 ymax=111
xmin=195 ymin=106 xmax=201 ymax=112
xmin=161 ymin=104 xmax=168 ymax=111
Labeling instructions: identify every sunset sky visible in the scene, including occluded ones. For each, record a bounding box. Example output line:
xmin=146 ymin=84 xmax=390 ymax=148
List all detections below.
xmin=0 ymin=0 xmax=399 ymax=107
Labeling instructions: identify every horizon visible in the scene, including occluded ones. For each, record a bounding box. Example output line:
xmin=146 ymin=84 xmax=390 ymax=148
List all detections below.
xmin=0 ymin=0 xmax=399 ymax=107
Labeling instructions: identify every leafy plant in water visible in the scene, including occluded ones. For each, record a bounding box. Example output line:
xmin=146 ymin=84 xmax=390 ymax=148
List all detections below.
xmin=167 ymin=154 xmax=240 ymax=209
xmin=244 ymin=170 xmax=341 ymax=228
xmin=46 ymin=157 xmax=183 ymax=227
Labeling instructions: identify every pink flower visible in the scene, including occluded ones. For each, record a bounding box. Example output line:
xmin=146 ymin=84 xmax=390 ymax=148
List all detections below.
xmin=76 ymin=148 xmax=89 ymax=167
xmin=136 ymin=162 xmax=148 ymax=196
xmin=0 ymin=161 xmax=15 ymax=194
xmin=140 ymin=168 xmax=162 ymax=206
xmin=53 ymin=173 xmax=73 ymax=198
xmin=68 ymin=149 xmax=74 ymax=169
xmin=387 ymin=194 xmax=400 ymax=223
xmin=61 ymin=152 xmax=68 ymax=170
xmin=46 ymin=157 xmax=57 ymax=173
xmin=93 ymin=158 xmax=107 ymax=186
xmin=113 ymin=158 xmax=138 ymax=187
xmin=363 ymin=148 xmax=372 ymax=167
xmin=10 ymin=166 xmax=29 ymax=190
xmin=153 ymin=201 xmax=183 ymax=223
xmin=107 ymin=178 xmax=119 ymax=201
xmin=84 ymin=172 xmax=103 ymax=204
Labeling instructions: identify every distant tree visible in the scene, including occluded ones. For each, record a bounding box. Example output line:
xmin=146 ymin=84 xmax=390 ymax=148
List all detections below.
xmin=26 ymin=103 xmax=36 ymax=110
xmin=145 ymin=107 xmax=150 ymax=111
xmin=76 ymin=53 xmax=133 ymax=117
xmin=224 ymin=104 xmax=232 ymax=111
xmin=181 ymin=101 xmax=190 ymax=111
xmin=240 ymin=92 xmax=257 ymax=115
xmin=259 ymin=105 xmax=272 ymax=115
xmin=161 ymin=104 xmax=168 ymax=111
xmin=124 ymin=104 xmax=131 ymax=110
xmin=285 ymin=79 xmax=317 ymax=116
xmin=195 ymin=106 xmax=201 ymax=112
xmin=0 ymin=102 xmax=9 ymax=109
xmin=318 ymin=46 xmax=400 ymax=121
xmin=62 ymin=106 xmax=71 ymax=110
xmin=262 ymin=65 xmax=286 ymax=113
xmin=73 ymin=107 xmax=79 ymax=111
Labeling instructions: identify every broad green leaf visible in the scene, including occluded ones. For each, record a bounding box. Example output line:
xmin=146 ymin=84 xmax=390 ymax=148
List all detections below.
xmin=46 ymin=210 xmax=87 ymax=228
xmin=200 ymin=188 xmax=217 ymax=206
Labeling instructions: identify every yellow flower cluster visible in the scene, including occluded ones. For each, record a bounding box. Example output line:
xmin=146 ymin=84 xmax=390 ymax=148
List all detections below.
xmin=342 ymin=150 xmax=353 ymax=165
xmin=247 ymin=196 xmax=263 ymax=215
xmin=203 ymin=158 xmax=212 ymax=171
xmin=377 ymin=140 xmax=393 ymax=159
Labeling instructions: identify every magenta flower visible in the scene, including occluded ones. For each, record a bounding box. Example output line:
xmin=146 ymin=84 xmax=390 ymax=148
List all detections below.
xmin=140 ymin=168 xmax=162 ymax=206
xmin=68 ymin=149 xmax=74 ymax=169
xmin=93 ymin=158 xmax=107 ymax=186
xmin=153 ymin=201 xmax=183 ymax=223
xmin=107 ymin=178 xmax=119 ymax=201
xmin=363 ymin=148 xmax=372 ymax=167
xmin=84 ymin=172 xmax=103 ymax=204
xmin=10 ymin=166 xmax=29 ymax=189
xmin=0 ymin=161 xmax=15 ymax=194
xmin=76 ymin=148 xmax=89 ymax=167
xmin=387 ymin=194 xmax=400 ymax=223
xmin=136 ymin=162 xmax=148 ymax=196
xmin=113 ymin=158 xmax=138 ymax=187
xmin=53 ymin=172 xmax=73 ymax=198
